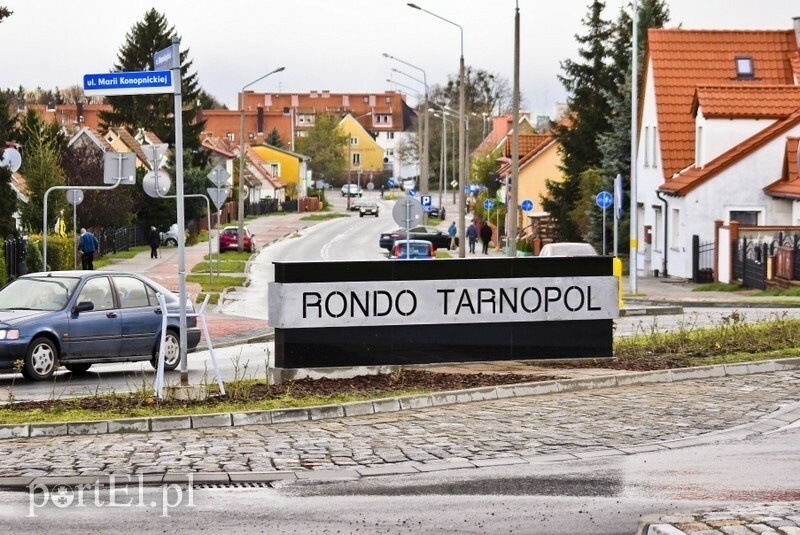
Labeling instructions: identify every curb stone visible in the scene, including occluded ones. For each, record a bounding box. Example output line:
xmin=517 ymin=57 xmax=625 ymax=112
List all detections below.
xmin=1 ymin=358 xmax=799 ymax=443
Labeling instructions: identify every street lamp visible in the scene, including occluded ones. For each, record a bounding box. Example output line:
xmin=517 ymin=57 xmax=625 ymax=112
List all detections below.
xmin=238 ymin=66 xmax=285 ymax=252
xmin=429 ymin=109 xmax=455 ymax=210
xmin=407 ymin=3 xmax=466 ymax=258
xmin=384 ymin=53 xmax=430 ymax=210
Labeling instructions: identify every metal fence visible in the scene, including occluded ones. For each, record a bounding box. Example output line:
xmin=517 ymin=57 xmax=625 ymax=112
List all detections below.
xmin=732 ymin=238 xmax=768 ymax=290
xmin=2 ymin=235 xmax=27 ymax=281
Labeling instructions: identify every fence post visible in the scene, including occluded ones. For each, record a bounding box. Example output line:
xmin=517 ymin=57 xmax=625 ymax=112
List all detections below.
xmin=691 ymin=235 xmax=699 ymax=282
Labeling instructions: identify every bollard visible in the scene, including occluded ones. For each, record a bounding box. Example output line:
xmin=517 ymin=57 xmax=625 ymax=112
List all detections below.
xmin=613 ymin=256 xmax=623 ymax=309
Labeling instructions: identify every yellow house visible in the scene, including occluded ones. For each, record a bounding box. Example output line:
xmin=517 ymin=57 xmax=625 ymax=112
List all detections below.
xmin=498 ymin=132 xmax=564 ymax=224
xmin=251 ymin=144 xmax=311 ymax=196
xmin=338 ymin=114 xmax=384 ymax=179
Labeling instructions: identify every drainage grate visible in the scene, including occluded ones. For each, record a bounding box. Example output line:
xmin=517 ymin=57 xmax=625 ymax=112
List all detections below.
xmin=194 ymin=482 xmax=272 ymax=489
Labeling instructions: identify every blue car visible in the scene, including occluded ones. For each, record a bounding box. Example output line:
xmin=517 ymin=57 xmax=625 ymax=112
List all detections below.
xmin=0 ymin=271 xmax=201 ymax=380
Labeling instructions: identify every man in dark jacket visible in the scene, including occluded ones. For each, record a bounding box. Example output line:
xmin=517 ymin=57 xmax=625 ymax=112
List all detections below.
xmin=78 ymin=228 xmax=99 ymax=270
xmin=479 ymin=221 xmax=493 ymax=254
xmin=148 ymin=226 xmax=160 ymax=259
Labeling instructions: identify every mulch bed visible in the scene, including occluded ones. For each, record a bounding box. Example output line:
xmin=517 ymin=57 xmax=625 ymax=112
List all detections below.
xmin=4 ymin=370 xmax=567 ymax=413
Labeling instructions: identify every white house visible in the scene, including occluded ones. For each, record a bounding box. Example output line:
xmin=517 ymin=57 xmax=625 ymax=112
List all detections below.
xmin=636 ymin=19 xmax=800 ymax=280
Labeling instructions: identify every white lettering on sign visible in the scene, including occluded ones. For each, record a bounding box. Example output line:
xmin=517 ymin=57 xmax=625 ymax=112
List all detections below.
xmin=269 ymin=276 xmax=618 ymax=329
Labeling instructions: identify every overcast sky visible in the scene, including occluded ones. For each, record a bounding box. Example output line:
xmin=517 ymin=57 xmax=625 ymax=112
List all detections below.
xmin=1 ymin=1 xmax=797 ymax=115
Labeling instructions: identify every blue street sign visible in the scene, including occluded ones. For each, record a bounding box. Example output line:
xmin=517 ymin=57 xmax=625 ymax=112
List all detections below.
xmin=521 ymin=199 xmax=534 ymax=212
xmin=83 ymin=70 xmax=174 ymax=97
xmin=596 ymin=191 xmax=613 ymax=209
xmin=484 ymin=199 xmax=495 ymax=210
xmin=154 ymin=45 xmax=177 ymax=70
xmin=408 ymin=189 xmax=416 ymax=196
xmin=387 ymin=179 xmax=396 ymax=188
xmin=421 ymin=195 xmax=432 ymax=207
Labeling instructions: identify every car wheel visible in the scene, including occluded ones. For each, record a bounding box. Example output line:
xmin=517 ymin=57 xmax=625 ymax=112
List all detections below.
xmin=25 ymin=337 xmax=57 ymax=380
xmin=359 ymin=213 xmax=364 ymax=217
xmin=165 ymin=238 xmax=177 ymax=247
xmin=151 ymin=329 xmax=181 ymax=371
xmin=64 ymin=363 xmax=92 ymax=374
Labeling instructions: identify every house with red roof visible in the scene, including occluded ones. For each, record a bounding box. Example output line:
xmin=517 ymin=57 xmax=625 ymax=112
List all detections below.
xmin=636 ymin=18 xmax=800 ymax=281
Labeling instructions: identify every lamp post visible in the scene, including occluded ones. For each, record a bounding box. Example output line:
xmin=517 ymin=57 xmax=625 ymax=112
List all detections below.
xmin=238 ymin=66 xmax=285 ymax=252
xmin=408 ymin=3 xmax=465 ymax=258
xmin=384 ymin=53 xmax=429 ymax=200
xmin=507 ymin=1 xmax=520 ymax=257
xmin=430 ymin=109 xmax=455 ymax=210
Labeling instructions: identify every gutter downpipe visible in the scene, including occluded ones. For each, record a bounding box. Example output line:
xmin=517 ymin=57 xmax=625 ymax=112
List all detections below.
xmin=656 ymin=189 xmax=669 ymax=278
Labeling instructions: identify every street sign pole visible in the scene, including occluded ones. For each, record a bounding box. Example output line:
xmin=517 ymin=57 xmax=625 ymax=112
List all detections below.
xmin=596 ymin=191 xmax=613 ymax=256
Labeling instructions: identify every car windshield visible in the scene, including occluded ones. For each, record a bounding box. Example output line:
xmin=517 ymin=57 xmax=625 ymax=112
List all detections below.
xmin=0 ymin=276 xmax=79 ymax=311
xmin=395 ymin=243 xmax=431 ymax=257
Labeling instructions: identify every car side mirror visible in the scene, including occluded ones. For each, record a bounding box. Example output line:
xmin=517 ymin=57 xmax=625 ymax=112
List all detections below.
xmin=73 ymin=301 xmax=94 ymax=313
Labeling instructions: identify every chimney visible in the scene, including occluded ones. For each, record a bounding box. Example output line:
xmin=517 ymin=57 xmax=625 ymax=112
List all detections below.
xmin=795 ymin=17 xmax=800 ymax=50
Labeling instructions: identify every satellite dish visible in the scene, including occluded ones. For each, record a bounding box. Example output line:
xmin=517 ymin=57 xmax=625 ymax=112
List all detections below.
xmin=0 ymin=148 xmax=22 ymax=172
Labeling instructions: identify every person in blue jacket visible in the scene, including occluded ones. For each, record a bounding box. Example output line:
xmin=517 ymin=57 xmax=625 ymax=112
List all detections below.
xmin=78 ymin=228 xmax=99 ymax=270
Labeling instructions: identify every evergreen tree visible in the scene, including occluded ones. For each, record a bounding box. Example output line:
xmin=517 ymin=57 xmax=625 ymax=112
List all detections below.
xmin=295 ymin=113 xmax=348 ymax=184
xmin=589 ymin=0 xmax=670 ymax=250
xmin=0 ymin=6 xmax=11 ymax=24
xmin=98 ymin=9 xmax=205 ymax=156
xmin=0 ymin=92 xmax=17 ymax=237
xmin=18 ymin=113 xmax=67 ymax=233
xmin=265 ymin=127 xmax=284 ymax=148
xmin=542 ymin=0 xmax=615 ymax=242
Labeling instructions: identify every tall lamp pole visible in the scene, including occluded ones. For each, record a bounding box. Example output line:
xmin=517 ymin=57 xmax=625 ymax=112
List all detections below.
xmin=630 ymin=0 xmax=639 ymax=293
xmin=408 ymin=3 xmax=465 ymax=258
xmin=238 ymin=66 xmax=285 ymax=252
xmin=383 ymin=53 xmax=429 ymax=201
xmin=507 ymin=1 xmax=521 ymax=256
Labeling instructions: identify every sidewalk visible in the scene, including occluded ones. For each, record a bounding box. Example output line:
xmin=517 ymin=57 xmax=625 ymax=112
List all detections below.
xmin=103 ymin=211 xmax=318 ymax=349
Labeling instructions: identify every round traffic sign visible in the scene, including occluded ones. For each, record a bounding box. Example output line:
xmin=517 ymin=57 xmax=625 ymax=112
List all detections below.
xmin=408 ymin=189 xmax=416 ymax=196
xmin=392 ymin=196 xmax=424 ymax=228
xmin=366 ymin=182 xmax=374 ymax=191
xmin=484 ymin=199 xmax=495 ymax=210
xmin=521 ymin=199 xmax=534 ymax=212
xmin=65 ymin=189 xmax=84 ymax=206
xmin=142 ymin=170 xmax=172 ymax=198
xmin=596 ymin=191 xmax=613 ymax=209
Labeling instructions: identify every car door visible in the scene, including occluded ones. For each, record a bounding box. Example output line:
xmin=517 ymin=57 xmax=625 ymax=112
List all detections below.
xmin=68 ymin=275 xmax=122 ymax=358
xmin=112 ymin=275 xmax=163 ymax=357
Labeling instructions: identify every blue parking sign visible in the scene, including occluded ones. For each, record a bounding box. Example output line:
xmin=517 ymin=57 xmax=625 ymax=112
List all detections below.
xmin=421 ymin=195 xmax=432 ymax=207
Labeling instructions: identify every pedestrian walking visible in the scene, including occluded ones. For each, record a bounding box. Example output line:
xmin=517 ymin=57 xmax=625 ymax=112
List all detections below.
xmin=78 ymin=227 xmax=99 ymax=270
xmin=447 ymin=221 xmax=457 ymax=250
xmin=380 ymin=185 xmax=385 ymax=199
xmin=148 ymin=226 xmax=160 ymax=259
xmin=466 ymin=221 xmax=478 ymax=254
xmin=479 ymin=221 xmax=493 ymax=254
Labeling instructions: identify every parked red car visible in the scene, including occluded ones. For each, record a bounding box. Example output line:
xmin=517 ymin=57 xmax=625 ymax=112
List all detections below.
xmin=219 ymin=226 xmax=256 ymax=253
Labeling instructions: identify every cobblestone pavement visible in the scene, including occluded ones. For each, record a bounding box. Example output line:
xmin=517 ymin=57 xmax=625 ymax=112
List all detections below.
xmin=1 ymin=370 xmax=798 ymax=479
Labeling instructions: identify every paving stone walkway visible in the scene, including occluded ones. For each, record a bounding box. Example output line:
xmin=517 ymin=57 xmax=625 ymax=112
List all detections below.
xmin=1 ymin=370 xmax=798 ymax=479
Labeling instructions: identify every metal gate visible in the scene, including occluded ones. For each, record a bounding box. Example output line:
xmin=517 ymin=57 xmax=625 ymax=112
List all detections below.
xmin=691 ymin=235 xmax=714 ymax=282
xmin=733 ymin=238 xmax=768 ymax=289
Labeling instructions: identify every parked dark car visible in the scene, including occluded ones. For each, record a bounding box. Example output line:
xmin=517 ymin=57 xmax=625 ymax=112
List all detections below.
xmin=428 ymin=204 xmax=445 ymax=219
xmin=389 ymin=239 xmax=435 ymax=260
xmin=0 ymin=271 xmax=201 ymax=380
xmin=219 ymin=226 xmax=256 ymax=253
xmin=379 ymin=225 xmax=456 ymax=251
xmin=359 ymin=202 xmax=379 ymax=217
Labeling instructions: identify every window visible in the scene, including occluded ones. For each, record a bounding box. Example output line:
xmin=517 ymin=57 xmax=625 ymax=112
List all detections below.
xmin=643 ymin=126 xmax=650 ymax=167
xmin=350 ymin=137 xmax=358 ymax=145
xmin=735 ymin=56 xmax=754 ymax=79
xmin=297 ymin=113 xmax=315 ymax=125
xmin=670 ymin=208 xmax=680 ymax=249
xmin=729 ymin=210 xmax=759 ymax=225
xmin=386 ymin=149 xmax=394 ymax=156
xmin=696 ymin=125 xmax=703 ymax=167
xmin=352 ymin=153 xmax=361 ymax=166
xmin=363 ymin=97 xmax=369 ymax=103
xmin=653 ymin=206 xmax=662 ymax=251
xmin=651 ymin=126 xmax=658 ymax=167
xmin=77 ymin=277 xmax=114 ymax=311
xmin=387 ymin=132 xmax=395 ymax=140
xmin=226 ymin=132 xmax=234 ymax=141
xmin=114 ymin=276 xmax=151 ymax=308
xmin=385 ymin=97 xmax=391 ymax=103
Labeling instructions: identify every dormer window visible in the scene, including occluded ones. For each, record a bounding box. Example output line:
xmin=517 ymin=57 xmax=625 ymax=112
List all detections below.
xmin=735 ymin=56 xmax=754 ymax=79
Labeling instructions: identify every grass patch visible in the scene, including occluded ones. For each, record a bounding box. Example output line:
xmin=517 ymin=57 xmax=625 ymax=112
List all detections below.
xmin=693 ymin=281 xmax=744 ymax=292
xmin=191 ymin=260 xmax=247 ymax=274
xmin=186 ymin=274 xmax=246 ymax=293
xmin=301 ymin=213 xmax=350 ymax=221
xmin=757 ymin=286 xmax=800 ymax=297
xmin=207 ymin=251 xmax=251 ymax=262
xmin=435 ymin=250 xmax=452 ymax=259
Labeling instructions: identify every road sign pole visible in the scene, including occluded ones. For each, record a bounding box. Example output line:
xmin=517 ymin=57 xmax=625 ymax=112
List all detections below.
xmin=603 ymin=207 xmax=607 ymax=255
